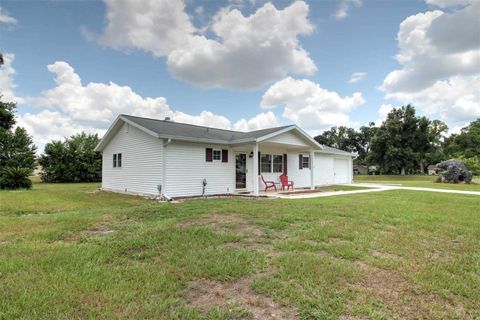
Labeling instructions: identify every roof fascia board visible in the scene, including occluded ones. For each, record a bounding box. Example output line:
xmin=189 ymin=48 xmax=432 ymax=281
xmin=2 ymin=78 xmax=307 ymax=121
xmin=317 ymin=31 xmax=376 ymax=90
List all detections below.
xmin=292 ymin=125 xmax=325 ymax=150
xmin=94 ymin=115 xmax=123 ymax=151
xmin=257 ymin=125 xmax=323 ymax=150
xmin=314 ymin=149 xmax=356 ymax=157
xmin=120 ymin=116 xmax=161 ymax=139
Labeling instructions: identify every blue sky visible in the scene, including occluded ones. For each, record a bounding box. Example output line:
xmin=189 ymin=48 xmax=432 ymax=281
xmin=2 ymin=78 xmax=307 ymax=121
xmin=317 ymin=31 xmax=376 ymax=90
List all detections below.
xmin=0 ymin=0 xmax=479 ymax=150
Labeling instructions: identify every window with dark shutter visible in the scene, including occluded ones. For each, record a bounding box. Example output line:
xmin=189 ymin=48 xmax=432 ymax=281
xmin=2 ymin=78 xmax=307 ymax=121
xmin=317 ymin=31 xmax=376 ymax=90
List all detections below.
xmin=117 ymin=153 xmax=122 ymax=168
xmin=206 ymin=148 xmax=213 ymax=162
xmin=299 ymin=154 xmax=303 ymax=170
xmin=222 ymin=149 xmax=228 ymax=163
xmin=302 ymin=156 xmax=310 ymax=169
xmin=258 ymin=152 xmax=261 ymax=175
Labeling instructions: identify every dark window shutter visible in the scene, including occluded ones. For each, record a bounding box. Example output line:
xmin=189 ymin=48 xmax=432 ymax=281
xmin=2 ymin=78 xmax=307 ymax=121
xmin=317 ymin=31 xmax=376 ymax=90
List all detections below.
xmin=206 ymin=148 xmax=213 ymax=162
xmin=222 ymin=149 xmax=228 ymax=163
xmin=299 ymin=154 xmax=303 ymax=170
xmin=283 ymin=154 xmax=288 ymax=174
xmin=113 ymin=154 xmax=117 ymax=168
xmin=258 ymin=152 xmax=261 ymax=175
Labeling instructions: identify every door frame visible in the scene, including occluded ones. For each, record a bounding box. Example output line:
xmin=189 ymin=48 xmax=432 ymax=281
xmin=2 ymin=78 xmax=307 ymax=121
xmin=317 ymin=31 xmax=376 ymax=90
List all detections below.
xmin=235 ymin=153 xmax=247 ymax=190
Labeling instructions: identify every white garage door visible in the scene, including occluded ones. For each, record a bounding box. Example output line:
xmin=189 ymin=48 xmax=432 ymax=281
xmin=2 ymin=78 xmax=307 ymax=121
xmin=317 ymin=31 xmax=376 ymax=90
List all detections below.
xmin=314 ymin=154 xmax=334 ymax=185
xmin=334 ymin=158 xmax=349 ymax=184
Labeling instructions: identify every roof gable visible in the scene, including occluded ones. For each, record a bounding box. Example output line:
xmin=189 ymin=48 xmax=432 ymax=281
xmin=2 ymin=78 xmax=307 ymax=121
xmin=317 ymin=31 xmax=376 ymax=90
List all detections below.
xmin=95 ymin=114 xmax=352 ymax=157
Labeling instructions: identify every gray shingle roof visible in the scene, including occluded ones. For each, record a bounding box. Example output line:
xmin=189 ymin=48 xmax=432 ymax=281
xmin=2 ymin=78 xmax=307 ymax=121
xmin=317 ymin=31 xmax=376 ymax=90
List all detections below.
xmin=122 ymin=114 xmax=293 ymax=142
xmin=117 ymin=114 xmax=352 ymax=156
xmin=320 ymin=145 xmax=355 ymax=156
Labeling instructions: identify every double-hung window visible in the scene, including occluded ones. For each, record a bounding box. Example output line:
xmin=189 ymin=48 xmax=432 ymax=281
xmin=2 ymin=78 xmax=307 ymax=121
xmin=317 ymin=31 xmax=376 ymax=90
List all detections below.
xmin=260 ymin=154 xmax=272 ymax=172
xmin=260 ymin=154 xmax=283 ymax=173
xmin=302 ymin=155 xmax=309 ymax=169
xmin=213 ymin=149 xmax=221 ymax=161
xmin=272 ymin=155 xmax=283 ymax=172
xmin=113 ymin=153 xmax=122 ymax=168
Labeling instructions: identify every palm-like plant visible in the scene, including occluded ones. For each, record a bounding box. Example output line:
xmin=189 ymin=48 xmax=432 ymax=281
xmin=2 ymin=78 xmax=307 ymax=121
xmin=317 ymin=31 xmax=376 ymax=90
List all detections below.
xmin=0 ymin=166 xmax=33 ymax=190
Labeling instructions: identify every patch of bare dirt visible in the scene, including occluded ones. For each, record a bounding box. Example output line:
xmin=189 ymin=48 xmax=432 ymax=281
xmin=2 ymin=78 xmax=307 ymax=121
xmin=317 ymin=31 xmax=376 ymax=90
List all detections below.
xmin=181 ymin=214 xmax=289 ymax=258
xmin=64 ymin=224 xmax=115 ymax=242
xmin=371 ymin=249 xmax=401 ymax=260
xmin=185 ymin=276 xmax=298 ymax=319
xmin=347 ymin=261 xmax=466 ymax=319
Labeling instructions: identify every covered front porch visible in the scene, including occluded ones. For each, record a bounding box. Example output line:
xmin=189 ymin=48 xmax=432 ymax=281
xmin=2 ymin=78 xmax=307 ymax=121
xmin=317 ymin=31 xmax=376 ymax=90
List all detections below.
xmin=231 ymin=126 xmax=320 ymax=196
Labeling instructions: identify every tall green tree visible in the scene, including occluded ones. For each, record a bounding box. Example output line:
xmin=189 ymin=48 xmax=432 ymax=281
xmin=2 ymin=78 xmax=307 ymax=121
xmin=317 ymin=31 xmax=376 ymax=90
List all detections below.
xmin=314 ymin=126 xmax=358 ymax=153
xmin=443 ymin=119 xmax=480 ymax=174
xmin=39 ymin=132 xmax=102 ymax=183
xmin=369 ymin=105 xmax=421 ymax=175
xmin=356 ymin=122 xmax=378 ymax=165
xmin=423 ymin=119 xmax=448 ymax=170
xmin=444 ymin=119 xmax=480 ymax=158
xmin=0 ymin=96 xmax=37 ymax=189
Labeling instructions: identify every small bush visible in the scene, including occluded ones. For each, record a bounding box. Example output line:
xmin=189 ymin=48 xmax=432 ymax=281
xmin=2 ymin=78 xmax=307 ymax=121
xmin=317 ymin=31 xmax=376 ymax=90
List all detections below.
xmin=0 ymin=166 xmax=33 ymax=190
xmin=39 ymin=132 xmax=101 ymax=183
xmin=461 ymin=156 xmax=480 ymax=176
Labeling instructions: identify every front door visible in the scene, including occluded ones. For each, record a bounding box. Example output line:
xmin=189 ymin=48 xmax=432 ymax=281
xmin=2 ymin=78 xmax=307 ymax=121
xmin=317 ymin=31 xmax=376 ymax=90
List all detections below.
xmin=236 ymin=153 xmax=247 ymax=189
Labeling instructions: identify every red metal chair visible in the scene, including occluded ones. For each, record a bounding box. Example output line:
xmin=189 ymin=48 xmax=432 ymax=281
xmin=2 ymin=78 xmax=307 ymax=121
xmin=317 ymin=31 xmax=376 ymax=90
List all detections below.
xmin=261 ymin=175 xmax=277 ymax=192
xmin=279 ymin=174 xmax=294 ymax=190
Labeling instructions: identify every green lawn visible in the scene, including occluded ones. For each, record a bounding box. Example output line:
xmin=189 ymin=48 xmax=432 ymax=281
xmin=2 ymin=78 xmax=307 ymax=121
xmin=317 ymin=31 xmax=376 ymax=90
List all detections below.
xmin=1 ymin=182 xmax=479 ymax=319
xmin=354 ymin=174 xmax=480 ymax=191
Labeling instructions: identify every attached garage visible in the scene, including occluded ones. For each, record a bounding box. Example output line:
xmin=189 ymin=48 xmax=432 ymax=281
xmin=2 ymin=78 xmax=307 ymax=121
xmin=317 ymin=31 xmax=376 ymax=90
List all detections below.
xmin=314 ymin=154 xmax=334 ymax=185
xmin=96 ymin=114 xmax=356 ymax=197
xmin=333 ymin=158 xmax=350 ymax=184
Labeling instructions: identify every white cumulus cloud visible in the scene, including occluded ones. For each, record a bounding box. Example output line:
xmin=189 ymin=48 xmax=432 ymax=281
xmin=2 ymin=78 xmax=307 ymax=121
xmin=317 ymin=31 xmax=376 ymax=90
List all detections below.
xmin=233 ymin=111 xmax=279 ymax=131
xmin=334 ymin=0 xmax=362 ymax=20
xmin=261 ymin=77 xmax=365 ymax=131
xmin=380 ymin=0 xmax=480 ymax=127
xmin=0 ymin=53 xmax=23 ymax=103
xmin=6 ymin=58 xmax=280 ymax=151
xmin=16 ymin=110 xmax=104 ymax=147
xmin=349 ymin=72 xmax=366 ymax=83
xmin=375 ymin=104 xmax=394 ymax=126
xmin=32 ymin=61 xmax=172 ymax=127
xmin=0 ymin=6 xmax=16 ymax=24
xmin=90 ymin=0 xmax=316 ymax=89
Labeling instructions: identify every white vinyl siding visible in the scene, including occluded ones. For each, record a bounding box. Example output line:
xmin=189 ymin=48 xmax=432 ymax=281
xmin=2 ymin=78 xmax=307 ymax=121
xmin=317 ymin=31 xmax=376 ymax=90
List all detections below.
xmin=164 ymin=141 xmax=235 ymax=197
xmin=286 ymin=152 xmax=311 ymax=188
xmin=102 ymin=123 xmax=163 ymax=196
xmin=267 ymin=131 xmax=310 ymax=147
xmin=99 ymin=120 xmax=353 ymax=198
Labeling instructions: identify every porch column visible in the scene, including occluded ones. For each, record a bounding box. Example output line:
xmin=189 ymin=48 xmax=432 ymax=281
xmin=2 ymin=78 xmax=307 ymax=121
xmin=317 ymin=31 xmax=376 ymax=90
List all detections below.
xmin=253 ymin=142 xmax=259 ymax=196
xmin=310 ymin=150 xmax=315 ymax=190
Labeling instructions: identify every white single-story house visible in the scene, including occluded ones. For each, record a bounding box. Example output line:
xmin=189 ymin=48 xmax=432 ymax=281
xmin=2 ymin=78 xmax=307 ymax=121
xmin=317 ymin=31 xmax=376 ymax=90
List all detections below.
xmin=94 ymin=115 xmax=355 ymax=198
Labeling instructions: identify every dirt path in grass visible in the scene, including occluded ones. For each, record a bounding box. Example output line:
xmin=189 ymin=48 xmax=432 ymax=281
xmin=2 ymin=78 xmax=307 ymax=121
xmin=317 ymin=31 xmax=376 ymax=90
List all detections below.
xmin=180 ymin=213 xmax=298 ymax=319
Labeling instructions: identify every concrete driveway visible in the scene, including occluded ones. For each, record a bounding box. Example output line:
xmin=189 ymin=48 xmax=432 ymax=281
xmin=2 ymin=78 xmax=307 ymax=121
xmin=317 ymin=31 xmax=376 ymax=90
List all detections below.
xmin=275 ymin=183 xmax=480 ymax=199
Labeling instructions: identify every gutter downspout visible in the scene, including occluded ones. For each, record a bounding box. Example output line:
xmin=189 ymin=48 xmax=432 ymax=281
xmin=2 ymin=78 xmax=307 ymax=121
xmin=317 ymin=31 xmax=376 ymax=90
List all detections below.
xmin=162 ymin=138 xmax=172 ymax=200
